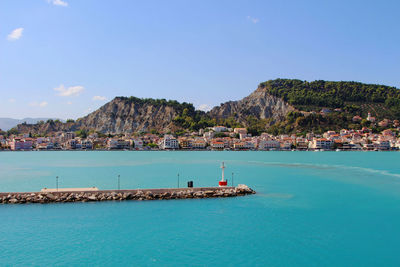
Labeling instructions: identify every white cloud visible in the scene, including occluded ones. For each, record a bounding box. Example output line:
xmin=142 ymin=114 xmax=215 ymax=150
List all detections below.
xmin=54 ymin=84 xmax=84 ymax=97
xmin=29 ymin=101 xmax=48 ymax=107
xmin=92 ymin=95 xmax=107 ymax=101
xmin=247 ymin=16 xmax=260 ymax=24
xmin=8 ymin=98 xmax=16 ymax=103
xmin=7 ymin=28 xmax=24 ymax=41
xmin=198 ymin=104 xmax=211 ymax=112
xmin=48 ymin=0 xmax=68 ymax=6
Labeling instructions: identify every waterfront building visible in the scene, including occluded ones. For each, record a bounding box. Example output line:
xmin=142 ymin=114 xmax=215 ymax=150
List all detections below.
xmin=192 ymin=139 xmax=207 ymax=149
xmin=92 ymin=139 xmax=106 ymax=149
xmin=258 ymin=140 xmax=280 ymax=150
xmin=281 ymin=141 xmax=293 ymax=150
xmin=309 ymin=138 xmax=334 ymax=150
xmin=37 ymin=143 xmax=48 ymax=150
xmin=233 ymin=142 xmax=245 ymax=150
xmin=374 ymin=141 xmax=391 ymax=150
xmin=179 ymin=138 xmax=192 ymax=149
xmin=66 ymin=139 xmax=77 ymax=149
xmin=160 ymin=135 xmax=179 ymax=149
xmin=81 ymin=140 xmax=93 ymax=149
xmin=107 ymin=139 xmax=130 ymax=150
xmin=9 ymin=138 xmax=33 ymax=151
xmin=395 ymin=141 xmax=400 ymax=149
xmin=133 ymin=139 xmax=143 ymax=149
xmin=295 ymin=138 xmax=309 ymax=150
xmin=210 ymin=140 xmax=224 ymax=150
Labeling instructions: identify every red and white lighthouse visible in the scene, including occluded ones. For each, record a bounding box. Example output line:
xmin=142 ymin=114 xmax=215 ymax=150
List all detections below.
xmin=218 ymin=162 xmax=228 ymax=187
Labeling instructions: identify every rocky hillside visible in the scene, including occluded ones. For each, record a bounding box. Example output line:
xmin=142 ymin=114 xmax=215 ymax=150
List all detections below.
xmin=208 ymin=86 xmax=295 ymax=125
xmin=12 ymin=79 xmax=400 ymax=136
xmin=76 ymin=97 xmax=195 ymax=134
xmin=16 ymin=120 xmax=77 ymax=136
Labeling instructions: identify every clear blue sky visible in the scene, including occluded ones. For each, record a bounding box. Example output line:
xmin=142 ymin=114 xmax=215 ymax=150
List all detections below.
xmin=1 ymin=0 xmax=399 ymax=119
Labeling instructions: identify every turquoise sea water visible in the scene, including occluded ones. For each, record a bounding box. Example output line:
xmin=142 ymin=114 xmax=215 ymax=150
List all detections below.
xmin=0 ymin=151 xmax=400 ymax=266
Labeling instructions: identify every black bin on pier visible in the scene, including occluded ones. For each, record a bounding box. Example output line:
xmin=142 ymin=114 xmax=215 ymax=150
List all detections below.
xmin=187 ymin=181 xmax=193 ymax=188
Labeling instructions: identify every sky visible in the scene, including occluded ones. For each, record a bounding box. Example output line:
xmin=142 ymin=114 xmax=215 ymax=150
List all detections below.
xmin=1 ymin=0 xmax=399 ymax=119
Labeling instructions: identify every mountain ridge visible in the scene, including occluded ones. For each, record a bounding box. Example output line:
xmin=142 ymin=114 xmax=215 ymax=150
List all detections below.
xmin=9 ymin=79 xmax=400 ymax=136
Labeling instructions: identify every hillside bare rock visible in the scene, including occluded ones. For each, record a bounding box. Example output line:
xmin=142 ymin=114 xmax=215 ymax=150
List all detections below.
xmin=16 ymin=121 xmax=77 ymax=136
xmin=76 ymin=97 xmax=181 ymax=134
xmin=14 ymin=84 xmax=296 ymax=135
xmin=208 ymin=86 xmax=295 ymax=125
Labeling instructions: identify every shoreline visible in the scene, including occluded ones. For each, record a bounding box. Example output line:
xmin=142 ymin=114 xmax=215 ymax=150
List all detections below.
xmin=0 ymin=149 xmax=398 ymax=152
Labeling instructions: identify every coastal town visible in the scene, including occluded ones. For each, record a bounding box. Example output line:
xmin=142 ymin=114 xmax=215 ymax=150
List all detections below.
xmin=1 ymin=114 xmax=400 ymax=151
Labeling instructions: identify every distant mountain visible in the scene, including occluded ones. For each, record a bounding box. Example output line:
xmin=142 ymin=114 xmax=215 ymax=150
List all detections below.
xmin=12 ymin=79 xmax=400 ymax=135
xmin=0 ymin=118 xmax=61 ymax=131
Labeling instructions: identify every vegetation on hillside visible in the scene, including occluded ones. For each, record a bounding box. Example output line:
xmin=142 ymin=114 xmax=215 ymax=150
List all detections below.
xmin=10 ymin=80 xmax=400 ymax=137
xmin=173 ymin=111 xmax=243 ymax=131
xmin=260 ymin=79 xmax=400 ymax=118
xmin=119 ymin=96 xmax=196 ymax=114
xmin=265 ymin=111 xmax=395 ymax=136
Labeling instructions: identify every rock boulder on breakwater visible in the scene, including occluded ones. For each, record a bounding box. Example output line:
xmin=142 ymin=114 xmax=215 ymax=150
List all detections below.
xmin=0 ymin=185 xmax=255 ymax=204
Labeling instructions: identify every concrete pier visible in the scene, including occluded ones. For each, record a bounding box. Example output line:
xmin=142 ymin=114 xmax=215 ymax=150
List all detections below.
xmin=0 ymin=185 xmax=255 ymax=204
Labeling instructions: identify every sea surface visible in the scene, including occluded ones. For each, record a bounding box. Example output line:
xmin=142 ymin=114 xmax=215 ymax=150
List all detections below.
xmin=0 ymin=151 xmax=400 ymax=266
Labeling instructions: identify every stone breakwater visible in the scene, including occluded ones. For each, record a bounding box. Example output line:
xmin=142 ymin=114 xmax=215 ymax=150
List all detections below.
xmin=0 ymin=185 xmax=255 ymax=204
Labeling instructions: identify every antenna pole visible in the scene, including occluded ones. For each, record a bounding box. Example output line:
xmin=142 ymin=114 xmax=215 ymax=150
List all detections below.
xmin=221 ymin=162 xmax=225 ymax=181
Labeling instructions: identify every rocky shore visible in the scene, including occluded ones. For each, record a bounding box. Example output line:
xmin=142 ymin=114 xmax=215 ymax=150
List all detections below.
xmin=0 ymin=185 xmax=255 ymax=204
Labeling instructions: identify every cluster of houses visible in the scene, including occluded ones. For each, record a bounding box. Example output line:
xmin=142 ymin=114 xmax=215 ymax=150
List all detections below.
xmin=1 ymin=124 xmax=400 ymax=151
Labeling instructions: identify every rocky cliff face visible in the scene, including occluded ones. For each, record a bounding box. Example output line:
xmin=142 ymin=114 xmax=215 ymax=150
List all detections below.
xmin=16 ymin=121 xmax=77 ymax=136
xmin=208 ymin=86 xmax=295 ymax=125
xmin=15 ymin=84 xmax=296 ymax=135
xmin=76 ymin=97 xmax=181 ymax=134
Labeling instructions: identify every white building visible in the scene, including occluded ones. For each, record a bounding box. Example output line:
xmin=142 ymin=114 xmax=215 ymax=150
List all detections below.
xmin=258 ymin=140 xmax=280 ymax=150
xmin=309 ymin=138 xmax=333 ymax=150
xmin=160 ymin=135 xmax=179 ymax=149
xmin=212 ymin=126 xmax=227 ymax=132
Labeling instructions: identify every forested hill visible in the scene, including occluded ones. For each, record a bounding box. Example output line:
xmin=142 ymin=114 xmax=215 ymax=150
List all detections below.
xmin=260 ymin=79 xmax=400 ymax=118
